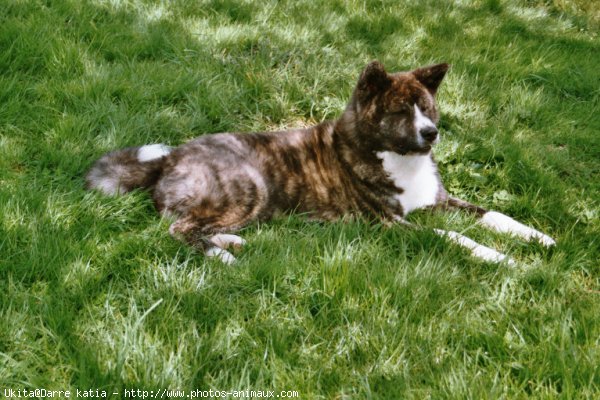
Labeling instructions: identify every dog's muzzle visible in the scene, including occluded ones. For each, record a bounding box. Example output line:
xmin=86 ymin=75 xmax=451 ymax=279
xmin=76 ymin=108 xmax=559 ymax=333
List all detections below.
xmin=420 ymin=126 xmax=438 ymax=143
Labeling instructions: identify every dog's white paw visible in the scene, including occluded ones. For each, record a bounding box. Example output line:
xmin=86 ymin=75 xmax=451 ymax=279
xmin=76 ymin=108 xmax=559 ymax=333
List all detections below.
xmin=209 ymin=234 xmax=246 ymax=250
xmin=435 ymin=229 xmax=516 ymax=266
xmin=531 ymin=232 xmax=556 ymax=247
xmin=468 ymin=240 xmax=516 ymax=266
xmin=205 ymin=247 xmax=237 ymax=265
xmin=480 ymin=211 xmax=556 ymax=247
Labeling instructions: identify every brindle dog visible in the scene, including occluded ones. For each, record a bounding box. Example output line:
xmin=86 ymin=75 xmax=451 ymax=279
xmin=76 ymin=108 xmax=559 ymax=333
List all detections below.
xmin=86 ymin=62 xmax=555 ymax=264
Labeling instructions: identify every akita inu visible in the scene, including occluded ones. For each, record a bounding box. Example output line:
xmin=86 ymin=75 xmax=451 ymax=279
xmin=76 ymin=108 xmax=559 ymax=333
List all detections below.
xmin=86 ymin=61 xmax=555 ymax=264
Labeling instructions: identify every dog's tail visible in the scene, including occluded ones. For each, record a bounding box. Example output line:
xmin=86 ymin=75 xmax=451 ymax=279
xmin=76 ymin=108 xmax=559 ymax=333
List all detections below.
xmin=85 ymin=144 xmax=172 ymax=196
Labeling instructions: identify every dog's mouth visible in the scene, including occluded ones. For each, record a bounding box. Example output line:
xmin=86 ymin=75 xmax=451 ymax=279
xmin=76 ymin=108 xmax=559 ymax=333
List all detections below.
xmin=418 ymin=135 xmax=440 ymax=153
xmin=388 ymin=136 xmax=437 ymax=155
xmin=407 ymin=143 xmax=434 ymax=155
xmin=396 ymin=147 xmax=432 ymax=156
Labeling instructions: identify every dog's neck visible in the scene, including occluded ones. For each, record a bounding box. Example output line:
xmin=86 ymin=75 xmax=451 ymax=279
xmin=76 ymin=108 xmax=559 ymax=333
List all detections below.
xmin=330 ymin=110 xmax=392 ymax=180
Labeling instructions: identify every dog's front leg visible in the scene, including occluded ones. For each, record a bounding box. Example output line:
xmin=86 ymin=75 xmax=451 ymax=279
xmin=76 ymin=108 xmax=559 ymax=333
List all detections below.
xmin=433 ymin=229 xmax=515 ymax=265
xmin=445 ymin=197 xmax=556 ymax=247
xmin=479 ymin=211 xmax=556 ymax=247
xmin=392 ymin=215 xmax=515 ymax=265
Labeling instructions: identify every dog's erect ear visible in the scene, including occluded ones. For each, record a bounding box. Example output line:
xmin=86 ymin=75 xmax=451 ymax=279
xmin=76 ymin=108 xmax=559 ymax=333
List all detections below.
xmin=357 ymin=61 xmax=391 ymax=95
xmin=412 ymin=63 xmax=449 ymax=96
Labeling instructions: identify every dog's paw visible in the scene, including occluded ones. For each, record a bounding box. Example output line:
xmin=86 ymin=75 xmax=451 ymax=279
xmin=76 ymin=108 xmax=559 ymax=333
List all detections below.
xmin=469 ymin=241 xmax=516 ymax=266
xmin=480 ymin=211 xmax=556 ymax=247
xmin=205 ymin=247 xmax=237 ymax=265
xmin=531 ymin=232 xmax=556 ymax=247
xmin=209 ymin=234 xmax=246 ymax=251
xmin=435 ymin=229 xmax=516 ymax=266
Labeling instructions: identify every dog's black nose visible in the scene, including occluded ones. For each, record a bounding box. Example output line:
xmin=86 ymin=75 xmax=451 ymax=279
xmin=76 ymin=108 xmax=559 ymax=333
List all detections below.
xmin=420 ymin=126 xmax=438 ymax=142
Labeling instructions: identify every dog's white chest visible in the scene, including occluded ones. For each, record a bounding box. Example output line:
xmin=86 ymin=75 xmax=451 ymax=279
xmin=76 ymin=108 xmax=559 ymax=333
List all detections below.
xmin=376 ymin=152 xmax=440 ymax=215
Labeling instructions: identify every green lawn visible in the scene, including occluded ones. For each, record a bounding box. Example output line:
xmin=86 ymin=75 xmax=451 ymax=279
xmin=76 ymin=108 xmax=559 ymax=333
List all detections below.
xmin=1 ymin=0 xmax=599 ymax=398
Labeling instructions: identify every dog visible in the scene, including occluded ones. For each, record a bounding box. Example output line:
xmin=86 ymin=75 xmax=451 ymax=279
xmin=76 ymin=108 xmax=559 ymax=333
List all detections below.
xmin=86 ymin=61 xmax=555 ymax=265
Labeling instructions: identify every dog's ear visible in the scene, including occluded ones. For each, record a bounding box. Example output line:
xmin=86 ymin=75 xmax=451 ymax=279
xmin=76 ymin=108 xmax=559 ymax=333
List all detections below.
xmin=357 ymin=61 xmax=391 ymax=96
xmin=412 ymin=63 xmax=449 ymax=96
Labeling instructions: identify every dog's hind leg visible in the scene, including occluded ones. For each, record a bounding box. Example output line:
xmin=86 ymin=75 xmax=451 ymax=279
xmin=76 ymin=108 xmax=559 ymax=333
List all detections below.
xmin=444 ymin=197 xmax=556 ymax=247
xmin=168 ymin=214 xmax=247 ymax=265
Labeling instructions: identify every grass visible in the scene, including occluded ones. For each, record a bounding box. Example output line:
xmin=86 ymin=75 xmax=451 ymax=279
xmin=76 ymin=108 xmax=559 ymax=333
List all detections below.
xmin=0 ymin=0 xmax=599 ymax=398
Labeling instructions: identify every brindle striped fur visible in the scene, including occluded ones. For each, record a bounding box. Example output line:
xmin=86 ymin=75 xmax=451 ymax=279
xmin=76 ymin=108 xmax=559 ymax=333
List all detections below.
xmin=86 ymin=61 xmax=555 ymax=264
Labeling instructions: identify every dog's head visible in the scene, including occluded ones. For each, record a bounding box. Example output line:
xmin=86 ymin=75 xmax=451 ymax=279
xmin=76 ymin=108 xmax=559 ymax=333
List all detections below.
xmin=347 ymin=61 xmax=449 ymax=155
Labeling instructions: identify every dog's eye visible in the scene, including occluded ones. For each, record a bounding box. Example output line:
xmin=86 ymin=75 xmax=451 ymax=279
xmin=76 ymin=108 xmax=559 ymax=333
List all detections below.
xmin=388 ymin=105 xmax=411 ymax=115
xmin=385 ymin=111 xmax=407 ymax=119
